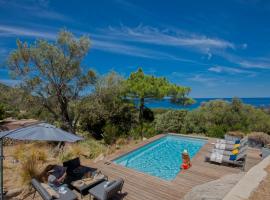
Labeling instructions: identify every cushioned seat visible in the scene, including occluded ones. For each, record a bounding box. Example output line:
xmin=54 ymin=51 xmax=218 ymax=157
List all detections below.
xmin=89 ymin=178 xmax=124 ymax=200
xmin=31 ymin=178 xmax=77 ymax=200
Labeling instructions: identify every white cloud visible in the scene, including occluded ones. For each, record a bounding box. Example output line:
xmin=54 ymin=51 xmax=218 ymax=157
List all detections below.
xmin=100 ymin=25 xmax=235 ymax=55
xmin=188 ymin=74 xmax=219 ymax=87
xmin=91 ymin=39 xmax=201 ymax=64
xmin=0 ymin=0 xmax=71 ymax=22
xmin=239 ymin=60 xmax=270 ymax=69
xmin=208 ymin=65 xmax=257 ymax=76
xmin=0 ymin=25 xmax=56 ymax=39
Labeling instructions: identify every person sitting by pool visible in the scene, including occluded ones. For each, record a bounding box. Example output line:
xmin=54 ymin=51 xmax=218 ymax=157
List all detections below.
xmin=181 ymin=149 xmax=192 ymax=169
xmin=40 ymin=164 xmax=68 ymax=191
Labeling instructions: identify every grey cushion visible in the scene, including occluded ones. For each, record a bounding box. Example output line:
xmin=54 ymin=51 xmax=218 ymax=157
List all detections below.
xmin=89 ymin=178 xmax=124 ymax=200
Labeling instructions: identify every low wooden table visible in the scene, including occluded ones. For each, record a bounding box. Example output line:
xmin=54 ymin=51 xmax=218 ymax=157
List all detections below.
xmin=71 ymin=173 xmax=108 ymax=198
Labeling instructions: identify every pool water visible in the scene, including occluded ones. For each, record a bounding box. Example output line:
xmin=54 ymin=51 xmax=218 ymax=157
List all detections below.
xmin=113 ymin=135 xmax=207 ymax=180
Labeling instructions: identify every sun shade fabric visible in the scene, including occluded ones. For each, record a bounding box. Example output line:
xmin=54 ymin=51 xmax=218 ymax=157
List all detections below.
xmin=0 ymin=123 xmax=83 ymax=142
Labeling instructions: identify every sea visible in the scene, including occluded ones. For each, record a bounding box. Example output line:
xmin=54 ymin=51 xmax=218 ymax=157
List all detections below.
xmin=133 ymin=98 xmax=270 ymax=110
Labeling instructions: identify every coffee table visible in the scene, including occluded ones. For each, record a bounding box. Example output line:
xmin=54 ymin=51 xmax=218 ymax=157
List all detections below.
xmin=71 ymin=173 xmax=108 ymax=198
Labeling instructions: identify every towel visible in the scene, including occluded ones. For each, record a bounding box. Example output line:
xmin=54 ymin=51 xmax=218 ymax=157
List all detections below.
xmin=216 ymin=139 xmax=235 ymax=145
xmin=210 ymin=152 xmax=223 ymax=163
xmin=215 ymin=143 xmax=226 ymax=150
xmin=212 ymin=149 xmax=224 ymax=154
xmin=229 ymin=154 xmax=237 ymax=161
xmin=232 ymin=149 xmax=239 ymax=155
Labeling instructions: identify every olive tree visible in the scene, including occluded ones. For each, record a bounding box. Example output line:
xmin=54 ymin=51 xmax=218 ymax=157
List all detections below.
xmin=7 ymin=30 xmax=96 ymax=132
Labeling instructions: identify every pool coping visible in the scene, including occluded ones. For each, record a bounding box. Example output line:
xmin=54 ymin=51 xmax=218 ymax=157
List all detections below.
xmin=105 ymin=133 xmax=208 ymax=181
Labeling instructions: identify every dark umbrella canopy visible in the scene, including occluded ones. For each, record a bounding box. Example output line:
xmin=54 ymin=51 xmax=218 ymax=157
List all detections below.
xmin=0 ymin=122 xmax=83 ymax=142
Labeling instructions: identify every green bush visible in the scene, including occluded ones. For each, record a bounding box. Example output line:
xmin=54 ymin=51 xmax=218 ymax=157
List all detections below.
xmin=206 ymin=125 xmax=228 ymax=138
xmin=80 ymin=138 xmax=106 ymax=159
xmin=0 ymin=103 xmax=5 ymax=120
xmin=155 ymin=110 xmax=188 ymax=133
xmin=182 ymin=98 xmax=270 ymax=137
xmin=103 ymin=124 xmax=120 ymax=145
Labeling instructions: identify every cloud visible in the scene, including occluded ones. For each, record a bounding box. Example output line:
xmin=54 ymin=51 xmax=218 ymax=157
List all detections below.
xmin=188 ymin=74 xmax=219 ymax=87
xmin=214 ymin=50 xmax=270 ymax=69
xmin=100 ymin=25 xmax=236 ymax=55
xmin=91 ymin=39 xmax=201 ymax=63
xmin=0 ymin=0 xmax=71 ymax=22
xmin=239 ymin=60 xmax=270 ymax=69
xmin=0 ymin=25 xmax=56 ymax=39
xmin=208 ymin=65 xmax=257 ymax=76
xmin=0 ymin=24 xmax=201 ymax=63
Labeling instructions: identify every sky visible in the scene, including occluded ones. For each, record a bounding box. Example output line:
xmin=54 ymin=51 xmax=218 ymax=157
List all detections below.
xmin=0 ymin=0 xmax=270 ymax=98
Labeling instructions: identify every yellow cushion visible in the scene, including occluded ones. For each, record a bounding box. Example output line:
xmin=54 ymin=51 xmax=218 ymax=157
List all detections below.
xmin=41 ymin=183 xmax=60 ymax=199
xmin=234 ymin=144 xmax=240 ymax=149
xmin=232 ymin=149 xmax=239 ymax=155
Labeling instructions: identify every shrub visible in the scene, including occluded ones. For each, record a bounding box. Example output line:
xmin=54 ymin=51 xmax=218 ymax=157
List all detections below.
xmin=248 ymin=132 xmax=270 ymax=147
xmin=103 ymin=124 xmax=120 ymax=145
xmin=155 ymin=110 xmax=188 ymax=133
xmin=227 ymin=131 xmax=245 ymax=138
xmin=20 ymin=150 xmax=42 ymax=185
xmin=206 ymin=125 xmax=228 ymax=138
xmin=142 ymin=123 xmax=156 ymax=138
xmin=58 ymin=151 xmax=75 ymax=162
xmin=116 ymin=137 xmax=129 ymax=146
xmin=81 ymin=138 xmax=106 ymax=159
xmin=182 ymin=98 xmax=270 ymax=137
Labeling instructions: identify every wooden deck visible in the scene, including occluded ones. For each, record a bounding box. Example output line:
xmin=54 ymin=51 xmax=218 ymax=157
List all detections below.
xmin=90 ymin=134 xmax=262 ymax=200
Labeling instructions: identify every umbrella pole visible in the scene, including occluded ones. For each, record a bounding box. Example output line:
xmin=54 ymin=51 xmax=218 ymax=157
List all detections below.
xmin=0 ymin=139 xmax=3 ymax=200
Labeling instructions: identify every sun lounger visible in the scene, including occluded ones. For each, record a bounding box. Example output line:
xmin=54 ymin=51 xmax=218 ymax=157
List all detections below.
xmin=213 ymin=137 xmax=248 ymax=150
xmin=206 ymin=151 xmax=247 ymax=170
xmin=88 ymin=178 xmax=124 ymax=200
xmin=206 ymin=137 xmax=248 ymax=170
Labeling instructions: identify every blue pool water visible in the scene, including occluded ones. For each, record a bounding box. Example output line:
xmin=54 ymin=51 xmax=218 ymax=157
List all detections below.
xmin=113 ymin=135 xmax=207 ymax=180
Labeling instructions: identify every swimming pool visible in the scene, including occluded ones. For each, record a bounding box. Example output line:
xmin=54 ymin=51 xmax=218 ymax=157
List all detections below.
xmin=113 ymin=135 xmax=207 ymax=180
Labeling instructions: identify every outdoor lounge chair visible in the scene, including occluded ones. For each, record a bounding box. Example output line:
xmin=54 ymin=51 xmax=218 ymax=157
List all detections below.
xmin=31 ymin=178 xmax=77 ymax=200
xmin=88 ymin=178 xmax=124 ymax=200
xmin=213 ymin=137 xmax=248 ymax=150
xmin=63 ymin=157 xmax=97 ymax=183
xmin=205 ymin=137 xmax=248 ymax=170
xmin=206 ymin=151 xmax=247 ymax=170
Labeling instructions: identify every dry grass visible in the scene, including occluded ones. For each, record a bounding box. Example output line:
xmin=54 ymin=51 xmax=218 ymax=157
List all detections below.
xmin=3 ymin=137 xmax=139 ymax=199
xmin=227 ymin=131 xmax=245 ymax=138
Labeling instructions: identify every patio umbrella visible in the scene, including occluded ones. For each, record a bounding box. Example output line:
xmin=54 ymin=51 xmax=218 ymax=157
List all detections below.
xmin=0 ymin=122 xmax=83 ymax=199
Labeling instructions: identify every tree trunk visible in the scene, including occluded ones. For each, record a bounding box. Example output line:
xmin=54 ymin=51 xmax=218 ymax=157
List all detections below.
xmin=59 ymin=96 xmax=74 ymax=133
xmin=139 ymin=97 xmax=144 ymax=139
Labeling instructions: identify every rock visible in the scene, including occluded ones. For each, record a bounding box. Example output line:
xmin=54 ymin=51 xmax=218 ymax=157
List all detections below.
xmin=142 ymin=137 xmax=147 ymax=141
xmin=183 ymin=172 xmax=245 ymax=200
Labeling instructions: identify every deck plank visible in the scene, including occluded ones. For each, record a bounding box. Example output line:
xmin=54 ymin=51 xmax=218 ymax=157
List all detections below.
xmin=88 ymin=135 xmax=262 ymax=200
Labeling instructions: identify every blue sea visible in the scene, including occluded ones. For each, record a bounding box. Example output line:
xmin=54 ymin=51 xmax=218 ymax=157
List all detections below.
xmin=134 ymin=97 xmax=270 ymax=110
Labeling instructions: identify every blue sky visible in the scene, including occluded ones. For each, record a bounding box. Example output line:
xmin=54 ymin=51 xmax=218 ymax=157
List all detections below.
xmin=0 ymin=0 xmax=270 ymax=97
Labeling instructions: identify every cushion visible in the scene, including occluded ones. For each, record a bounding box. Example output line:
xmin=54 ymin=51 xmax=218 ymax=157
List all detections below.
xmin=41 ymin=183 xmax=60 ymax=199
xmin=63 ymin=157 xmax=80 ymax=172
